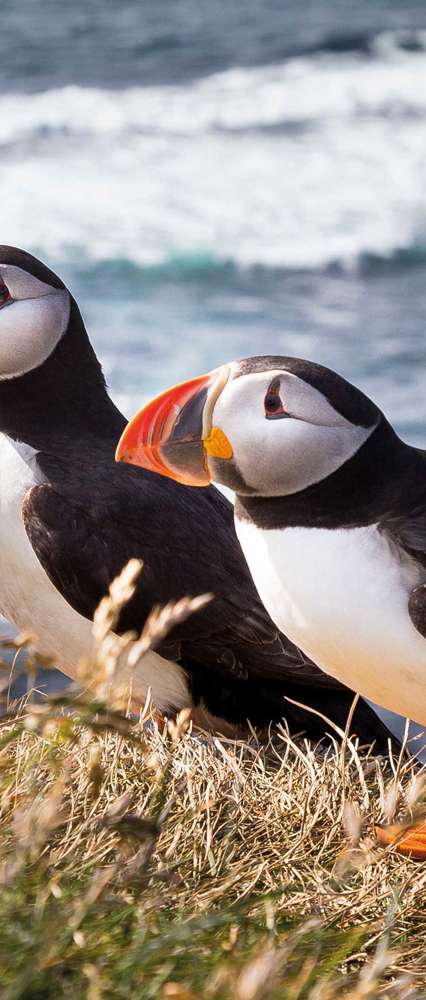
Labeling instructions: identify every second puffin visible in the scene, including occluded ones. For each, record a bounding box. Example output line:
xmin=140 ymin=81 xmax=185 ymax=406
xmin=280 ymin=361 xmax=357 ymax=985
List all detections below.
xmin=117 ymin=355 xmax=426 ymax=728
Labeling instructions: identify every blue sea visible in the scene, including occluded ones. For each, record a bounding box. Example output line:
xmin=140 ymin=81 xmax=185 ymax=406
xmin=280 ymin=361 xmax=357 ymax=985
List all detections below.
xmin=1 ymin=0 xmax=425 ymax=443
xmin=1 ymin=2 xmax=426 ymax=743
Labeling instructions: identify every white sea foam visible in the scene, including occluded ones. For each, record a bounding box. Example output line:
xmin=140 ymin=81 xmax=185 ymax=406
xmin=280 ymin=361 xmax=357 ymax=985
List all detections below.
xmin=1 ymin=36 xmax=426 ymax=269
xmin=3 ymin=33 xmax=426 ymax=139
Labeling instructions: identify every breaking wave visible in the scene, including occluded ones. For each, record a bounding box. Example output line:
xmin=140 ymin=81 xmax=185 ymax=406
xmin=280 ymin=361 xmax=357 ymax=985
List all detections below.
xmin=1 ymin=31 xmax=426 ymax=273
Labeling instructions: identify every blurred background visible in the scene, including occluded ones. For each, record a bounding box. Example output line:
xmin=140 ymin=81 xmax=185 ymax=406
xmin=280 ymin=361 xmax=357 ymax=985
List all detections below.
xmin=0 ymin=0 xmax=425 ymax=444
xmin=1 ymin=2 xmax=425 ymax=743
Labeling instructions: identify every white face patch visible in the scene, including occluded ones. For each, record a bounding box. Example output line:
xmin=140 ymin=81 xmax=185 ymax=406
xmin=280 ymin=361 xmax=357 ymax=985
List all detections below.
xmin=0 ymin=264 xmax=70 ymax=380
xmin=210 ymin=368 xmax=378 ymax=496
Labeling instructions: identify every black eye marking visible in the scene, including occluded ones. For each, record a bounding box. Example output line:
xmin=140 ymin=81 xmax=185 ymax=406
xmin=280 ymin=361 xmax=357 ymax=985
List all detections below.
xmin=0 ymin=278 xmax=12 ymax=309
xmin=264 ymin=378 xmax=287 ymax=419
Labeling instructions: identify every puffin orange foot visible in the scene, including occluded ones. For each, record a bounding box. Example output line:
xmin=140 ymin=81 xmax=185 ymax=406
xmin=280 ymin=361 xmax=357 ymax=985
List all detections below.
xmin=375 ymin=820 xmax=426 ymax=859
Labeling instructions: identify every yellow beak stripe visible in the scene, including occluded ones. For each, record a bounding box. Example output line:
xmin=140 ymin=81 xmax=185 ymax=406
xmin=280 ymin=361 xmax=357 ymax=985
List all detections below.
xmin=203 ymin=426 xmax=233 ymax=460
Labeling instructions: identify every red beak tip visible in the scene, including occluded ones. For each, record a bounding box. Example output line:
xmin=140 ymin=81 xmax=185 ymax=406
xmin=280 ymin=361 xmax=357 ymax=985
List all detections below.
xmin=115 ymin=447 xmax=133 ymax=464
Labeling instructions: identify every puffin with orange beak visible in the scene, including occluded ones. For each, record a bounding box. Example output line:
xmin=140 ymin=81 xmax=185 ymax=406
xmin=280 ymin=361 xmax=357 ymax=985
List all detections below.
xmin=0 ymin=247 xmax=398 ymax=744
xmin=117 ymin=354 xmax=426 ymax=855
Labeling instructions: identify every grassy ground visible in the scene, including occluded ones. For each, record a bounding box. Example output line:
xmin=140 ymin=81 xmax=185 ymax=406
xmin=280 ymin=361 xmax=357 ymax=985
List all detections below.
xmin=1 ymin=564 xmax=426 ymax=998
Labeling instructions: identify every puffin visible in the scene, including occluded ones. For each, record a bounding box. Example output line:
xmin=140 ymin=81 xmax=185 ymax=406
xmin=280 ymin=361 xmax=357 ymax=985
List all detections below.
xmin=117 ymin=354 xmax=426 ymax=852
xmin=0 ymin=251 xmax=396 ymax=747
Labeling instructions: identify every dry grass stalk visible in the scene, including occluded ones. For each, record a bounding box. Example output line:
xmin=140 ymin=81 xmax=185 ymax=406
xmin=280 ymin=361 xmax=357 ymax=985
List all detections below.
xmin=0 ymin=561 xmax=426 ymax=996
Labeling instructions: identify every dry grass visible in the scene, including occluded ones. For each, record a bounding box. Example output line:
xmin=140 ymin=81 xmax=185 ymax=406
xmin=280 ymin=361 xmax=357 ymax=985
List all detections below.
xmin=1 ymin=564 xmax=426 ymax=998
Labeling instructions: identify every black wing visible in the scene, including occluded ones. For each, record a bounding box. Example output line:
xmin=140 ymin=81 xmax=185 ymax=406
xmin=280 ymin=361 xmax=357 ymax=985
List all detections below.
xmin=22 ymin=482 xmax=326 ymax=682
xmin=382 ymin=504 xmax=426 ymax=565
xmin=408 ymin=585 xmax=426 ymax=640
xmin=381 ymin=504 xmax=426 ymax=640
xmin=23 ymin=481 xmax=395 ymax=747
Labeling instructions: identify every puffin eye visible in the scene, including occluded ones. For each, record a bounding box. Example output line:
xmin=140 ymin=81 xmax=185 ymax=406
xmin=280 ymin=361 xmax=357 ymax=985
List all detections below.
xmin=0 ymin=279 xmax=11 ymax=309
xmin=264 ymin=379 xmax=286 ymax=419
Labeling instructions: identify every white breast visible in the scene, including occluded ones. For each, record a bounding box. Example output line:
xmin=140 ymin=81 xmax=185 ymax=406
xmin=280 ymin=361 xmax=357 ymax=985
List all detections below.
xmin=236 ymin=516 xmax=426 ymax=725
xmin=0 ymin=434 xmax=188 ymax=712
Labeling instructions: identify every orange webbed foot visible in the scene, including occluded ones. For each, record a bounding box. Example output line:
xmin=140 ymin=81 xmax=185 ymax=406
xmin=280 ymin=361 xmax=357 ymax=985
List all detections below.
xmin=375 ymin=819 xmax=426 ymax=859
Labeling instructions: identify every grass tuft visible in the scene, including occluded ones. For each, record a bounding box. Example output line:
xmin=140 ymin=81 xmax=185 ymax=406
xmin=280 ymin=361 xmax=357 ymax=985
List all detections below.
xmin=0 ymin=564 xmax=426 ymax=997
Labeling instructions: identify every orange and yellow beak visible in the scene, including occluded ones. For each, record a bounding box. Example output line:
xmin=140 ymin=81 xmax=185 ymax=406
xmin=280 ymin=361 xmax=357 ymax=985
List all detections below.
xmin=115 ymin=365 xmax=233 ymax=486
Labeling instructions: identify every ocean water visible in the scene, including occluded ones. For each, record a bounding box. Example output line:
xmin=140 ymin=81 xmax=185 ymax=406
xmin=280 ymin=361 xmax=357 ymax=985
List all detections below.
xmin=0 ymin=1 xmax=425 ymax=444
xmin=1 ymin=3 xmax=426 ymax=743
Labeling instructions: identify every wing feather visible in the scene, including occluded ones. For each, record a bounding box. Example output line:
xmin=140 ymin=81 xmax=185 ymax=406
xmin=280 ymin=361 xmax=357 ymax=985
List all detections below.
xmin=22 ymin=482 xmax=396 ymax=747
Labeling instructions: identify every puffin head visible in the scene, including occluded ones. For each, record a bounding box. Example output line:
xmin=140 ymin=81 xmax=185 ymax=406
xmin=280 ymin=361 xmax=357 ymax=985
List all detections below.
xmin=0 ymin=247 xmax=107 ymax=441
xmin=116 ymin=356 xmax=381 ymax=496
xmin=0 ymin=246 xmax=72 ymax=380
